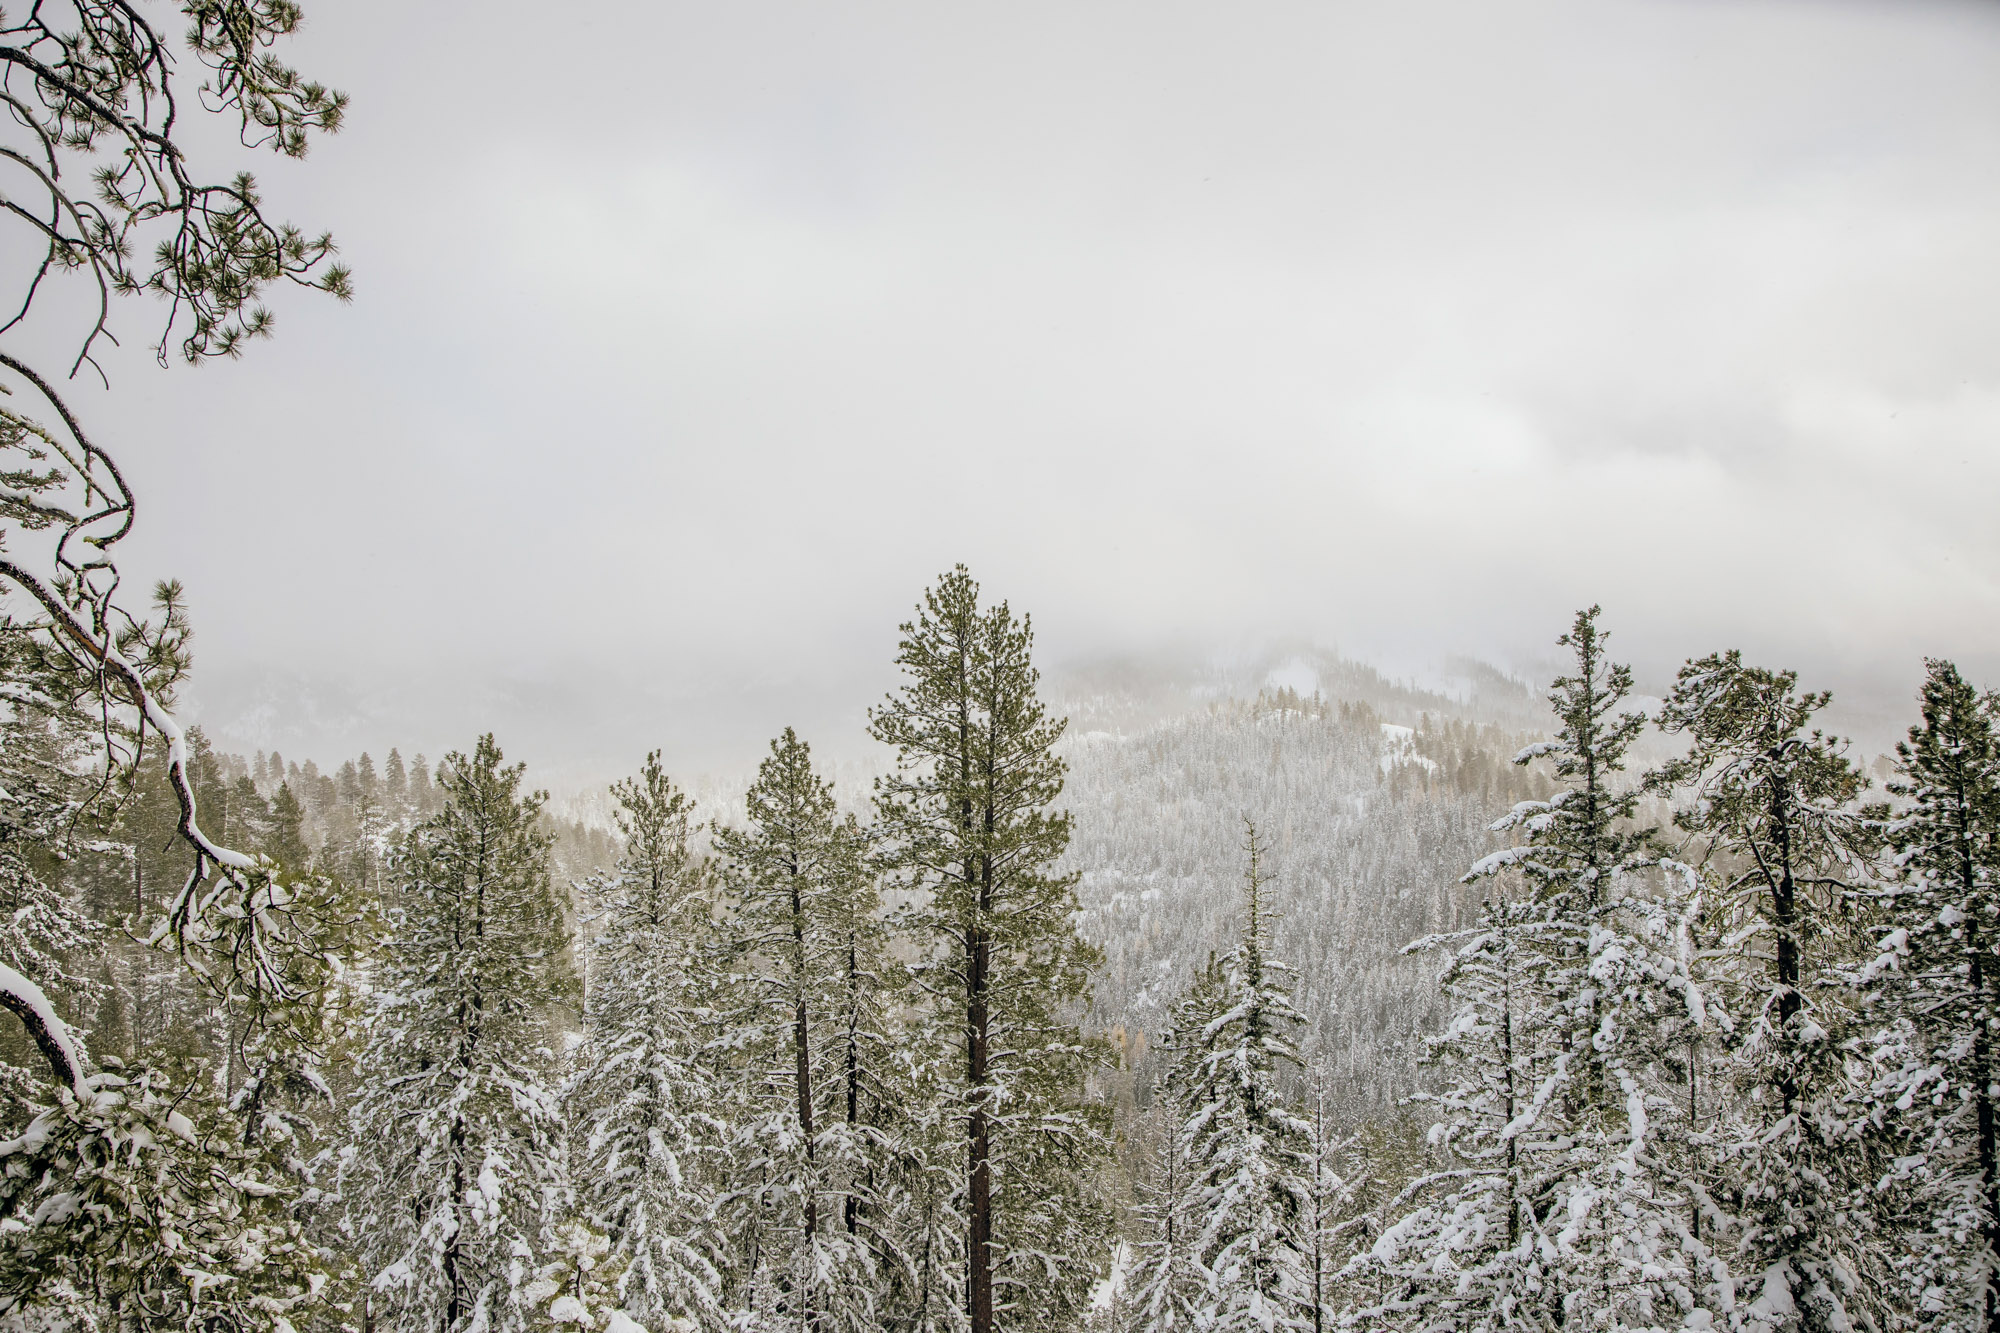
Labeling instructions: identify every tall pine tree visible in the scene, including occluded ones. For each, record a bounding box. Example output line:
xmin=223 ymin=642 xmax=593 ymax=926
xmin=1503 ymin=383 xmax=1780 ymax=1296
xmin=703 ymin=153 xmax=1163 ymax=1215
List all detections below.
xmin=1359 ymin=891 xmax=1567 ymax=1328
xmin=713 ymin=729 xmax=892 ymax=1332
xmin=1129 ymin=953 xmax=1231 ymax=1333
xmin=869 ymin=566 xmax=1111 ymax=1333
xmin=567 ymin=751 xmax=727 ymax=1332
xmin=1654 ymin=653 xmax=1883 ymax=1330
xmin=340 ymin=736 xmax=577 ymax=1333
xmin=1180 ymin=821 xmax=1314 ymax=1333
xmin=1854 ymin=660 xmax=2000 ymax=1329
xmin=1464 ymin=607 xmax=1708 ymax=1325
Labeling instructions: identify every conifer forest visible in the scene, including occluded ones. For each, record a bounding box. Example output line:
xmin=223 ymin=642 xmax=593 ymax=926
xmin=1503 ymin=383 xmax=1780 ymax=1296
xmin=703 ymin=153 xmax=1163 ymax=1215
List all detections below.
xmin=0 ymin=4 xmax=1996 ymax=1333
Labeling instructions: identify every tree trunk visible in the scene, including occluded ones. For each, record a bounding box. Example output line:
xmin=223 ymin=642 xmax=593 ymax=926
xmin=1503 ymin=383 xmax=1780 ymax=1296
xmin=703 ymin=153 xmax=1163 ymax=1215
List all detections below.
xmin=444 ymin=1115 xmax=465 ymax=1333
xmin=961 ymin=651 xmax=995 ymax=1333
xmin=1768 ymin=772 xmax=1801 ymax=1113
xmin=1955 ymin=779 xmax=2000 ymax=1333
xmin=790 ymin=862 xmax=820 ymax=1333
xmin=1502 ymin=950 xmax=1518 ymax=1249
xmin=846 ymin=937 xmax=861 ymax=1237
xmin=967 ymin=900 xmax=993 ymax=1333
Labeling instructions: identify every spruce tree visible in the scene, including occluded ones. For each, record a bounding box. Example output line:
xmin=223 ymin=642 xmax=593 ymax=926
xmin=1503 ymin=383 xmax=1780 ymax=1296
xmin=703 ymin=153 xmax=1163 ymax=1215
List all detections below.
xmin=1478 ymin=607 xmax=1653 ymax=914
xmin=340 ymin=735 xmax=577 ymax=1333
xmin=1449 ymin=607 xmax=1709 ymax=1324
xmin=1181 ymin=822 xmax=1314 ymax=1333
xmin=387 ymin=748 xmax=410 ymax=813
xmin=868 ymin=566 xmax=1111 ymax=1333
xmin=268 ymin=783 xmax=313 ymax=870
xmin=1654 ymin=653 xmax=1883 ymax=1329
xmin=1359 ymin=893 xmax=1566 ymax=1328
xmin=1129 ymin=953 xmax=1230 ymax=1333
xmin=1854 ymin=659 xmax=2000 ymax=1329
xmin=567 ymin=751 xmax=726 ymax=1333
xmin=713 ymin=729 xmax=891 ymax=1331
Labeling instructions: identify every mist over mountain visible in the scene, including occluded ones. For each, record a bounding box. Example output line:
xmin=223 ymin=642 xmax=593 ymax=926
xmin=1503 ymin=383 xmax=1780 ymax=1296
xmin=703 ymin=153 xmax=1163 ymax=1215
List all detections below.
xmin=182 ymin=632 xmax=1917 ymax=797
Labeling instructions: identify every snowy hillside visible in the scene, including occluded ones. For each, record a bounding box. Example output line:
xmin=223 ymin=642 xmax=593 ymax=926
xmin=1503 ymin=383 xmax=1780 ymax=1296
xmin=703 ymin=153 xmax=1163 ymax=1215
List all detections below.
xmin=1059 ymin=687 xmax=1554 ymax=1114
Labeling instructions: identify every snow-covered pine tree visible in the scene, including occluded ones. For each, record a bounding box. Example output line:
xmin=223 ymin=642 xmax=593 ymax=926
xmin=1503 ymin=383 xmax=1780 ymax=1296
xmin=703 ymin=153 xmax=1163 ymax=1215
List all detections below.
xmin=869 ymin=566 xmax=1112 ymax=1333
xmin=879 ymin=1040 xmax=969 ymax=1333
xmin=1355 ymin=890 xmax=1565 ymax=1329
xmin=0 ymin=653 xmax=366 ymax=1331
xmin=387 ymin=749 xmax=411 ymax=816
xmin=1126 ymin=1102 xmax=1201 ymax=1333
xmin=822 ymin=811 xmax=904 ymax=1272
xmin=566 ymin=750 xmax=728 ymax=1332
xmin=0 ymin=1 xmax=349 ymax=1315
xmin=1299 ymin=1073 xmax=1371 ymax=1333
xmin=1850 ymin=659 xmax=2000 ymax=1329
xmin=0 ymin=1059 xmax=328 ymax=1328
xmin=712 ymin=728 xmax=891 ymax=1332
xmin=1179 ymin=822 xmax=1315 ymax=1333
xmin=340 ymin=735 xmax=578 ymax=1333
xmin=1653 ymin=652 xmax=1885 ymax=1330
xmin=1128 ymin=953 xmax=1230 ymax=1333
xmin=1476 ymin=606 xmax=1653 ymax=920
xmin=1449 ymin=606 xmax=1711 ymax=1325
xmin=522 ymin=1219 xmax=651 ymax=1333
xmin=266 ymin=781 xmax=313 ymax=870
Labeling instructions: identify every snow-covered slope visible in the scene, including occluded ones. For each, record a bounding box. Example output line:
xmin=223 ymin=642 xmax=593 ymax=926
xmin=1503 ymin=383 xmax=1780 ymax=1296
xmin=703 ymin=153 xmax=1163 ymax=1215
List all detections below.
xmin=1059 ymin=691 xmax=1552 ymax=1114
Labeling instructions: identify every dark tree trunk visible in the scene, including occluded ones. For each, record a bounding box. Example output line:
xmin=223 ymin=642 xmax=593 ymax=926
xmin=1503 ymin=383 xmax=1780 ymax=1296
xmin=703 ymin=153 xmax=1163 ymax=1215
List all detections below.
xmin=1953 ymin=776 xmax=2000 ymax=1333
xmin=1768 ymin=771 xmax=1801 ymax=1113
xmin=967 ymin=899 xmax=993 ymax=1333
xmin=790 ymin=863 xmax=820 ymax=1333
xmin=444 ymin=1116 xmax=465 ymax=1333
xmin=846 ymin=938 xmax=861 ymax=1237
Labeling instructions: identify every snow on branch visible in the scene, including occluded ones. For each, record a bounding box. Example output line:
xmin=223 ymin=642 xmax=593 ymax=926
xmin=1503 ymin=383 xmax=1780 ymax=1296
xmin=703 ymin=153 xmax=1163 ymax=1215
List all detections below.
xmin=0 ymin=962 xmax=84 ymax=1098
xmin=0 ymin=357 xmax=334 ymax=1090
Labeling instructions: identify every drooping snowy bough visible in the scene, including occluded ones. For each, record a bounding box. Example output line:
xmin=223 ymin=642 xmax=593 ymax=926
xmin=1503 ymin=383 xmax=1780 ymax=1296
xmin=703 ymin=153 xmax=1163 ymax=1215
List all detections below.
xmin=0 ymin=3 xmax=351 ymax=1324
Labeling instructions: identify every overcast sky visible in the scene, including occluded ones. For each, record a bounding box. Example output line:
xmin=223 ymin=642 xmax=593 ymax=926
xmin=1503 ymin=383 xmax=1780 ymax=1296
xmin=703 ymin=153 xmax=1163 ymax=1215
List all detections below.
xmin=21 ymin=0 xmax=2000 ymax=779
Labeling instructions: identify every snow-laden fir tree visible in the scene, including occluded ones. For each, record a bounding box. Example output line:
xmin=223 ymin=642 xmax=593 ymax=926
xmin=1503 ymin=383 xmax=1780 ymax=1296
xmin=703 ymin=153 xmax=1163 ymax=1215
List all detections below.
xmin=869 ymin=566 xmax=1112 ymax=1333
xmin=567 ymin=751 xmax=728 ymax=1332
xmin=1299 ymin=1072 xmax=1373 ymax=1333
xmin=1178 ymin=821 xmax=1315 ymax=1333
xmin=1653 ymin=653 xmax=1886 ymax=1331
xmin=340 ymin=735 xmax=578 ymax=1333
xmin=1435 ymin=606 xmax=1712 ymax=1327
xmin=521 ymin=1219 xmax=651 ymax=1333
xmin=1476 ymin=606 xmax=1654 ymax=922
xmin=1355 ymin=889 xmax=1566 ymax=1328
xmin=820 ymin=807 xmax=904 ymax=1294
xmin=1850 ymin=659 xmax=2000 ymax=1329
xmin=1128 ymin=953 xmax=1230 ymax=1333
xmin=712 ymin=728 xmax=893 ymax=1332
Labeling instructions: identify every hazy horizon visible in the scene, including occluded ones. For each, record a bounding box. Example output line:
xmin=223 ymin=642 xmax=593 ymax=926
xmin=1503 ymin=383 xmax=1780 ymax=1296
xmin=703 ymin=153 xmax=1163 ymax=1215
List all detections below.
xmin=178 ymin=628 xmax=1936 ymax=795
xmin=13 ymin=0 xmax=1995 ymax=784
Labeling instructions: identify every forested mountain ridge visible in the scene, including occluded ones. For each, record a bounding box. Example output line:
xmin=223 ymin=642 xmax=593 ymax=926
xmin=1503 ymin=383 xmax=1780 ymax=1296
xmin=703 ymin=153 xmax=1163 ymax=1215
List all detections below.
xmin=167 ymin=665 xmax=1560 ymax=1126
xmin=1064 ymin=691 xmax=1553 ymax=1114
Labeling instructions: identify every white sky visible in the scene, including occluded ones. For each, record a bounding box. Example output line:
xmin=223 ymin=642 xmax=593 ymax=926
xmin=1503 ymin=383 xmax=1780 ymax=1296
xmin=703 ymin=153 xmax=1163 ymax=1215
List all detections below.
xmin=18 ymin=0 xmax=2000 ymax=776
